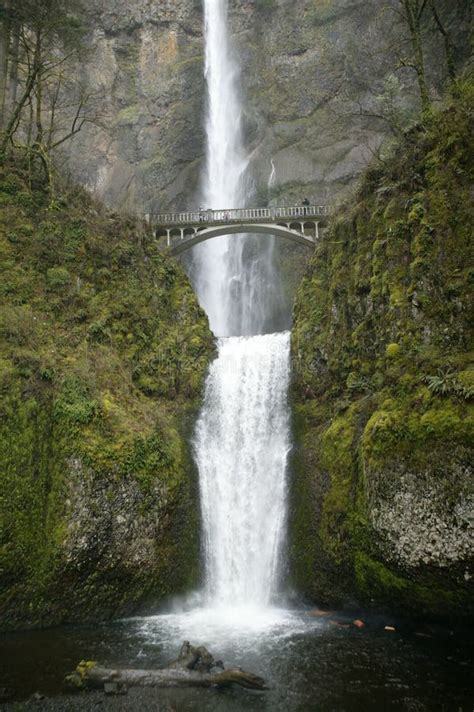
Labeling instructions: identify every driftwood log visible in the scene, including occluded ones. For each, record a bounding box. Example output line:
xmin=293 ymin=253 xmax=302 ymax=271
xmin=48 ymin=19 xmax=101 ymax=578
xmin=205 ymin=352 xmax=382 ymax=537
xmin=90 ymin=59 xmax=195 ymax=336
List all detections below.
xmin=64 ymin=641 xmax=267 ymax=692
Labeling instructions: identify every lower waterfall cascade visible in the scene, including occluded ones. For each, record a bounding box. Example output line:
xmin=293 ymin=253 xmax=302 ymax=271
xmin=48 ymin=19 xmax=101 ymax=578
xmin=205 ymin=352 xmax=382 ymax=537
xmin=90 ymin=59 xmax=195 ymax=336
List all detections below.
xmin=194 ymin=332 xmax=291 ymax=609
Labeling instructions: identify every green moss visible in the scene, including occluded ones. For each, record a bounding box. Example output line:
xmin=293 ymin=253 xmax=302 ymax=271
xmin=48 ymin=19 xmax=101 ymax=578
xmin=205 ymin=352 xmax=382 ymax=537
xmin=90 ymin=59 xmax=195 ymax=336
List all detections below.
xmin=355 ymin=551 xmax=408 ymax=598
xmin=385 ymin=342 xmax=401 ymax=358
xmin=290 ymin=82 xmax=474 ymax=619
xmin=46 ymin=266 xmax=72 ymax=289
xmin=54 ymin=376 xmax=102 ymax=425
xmin=419 ymin=406 xmax=472 ymax=439
xmin=0 ymin=156 xmax=214 ymax=630
xmin=319 ymin=410 xmax=357 ymax=563
xmin=354 ymin=552 xmax=471 ymax=616
xmin=458 ymin=368 xmax=474 ymax=390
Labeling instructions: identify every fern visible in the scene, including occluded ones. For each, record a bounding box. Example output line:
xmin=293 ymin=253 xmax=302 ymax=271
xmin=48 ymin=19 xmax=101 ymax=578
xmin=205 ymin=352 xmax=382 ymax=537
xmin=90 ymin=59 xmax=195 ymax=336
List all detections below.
xmin=422 ymin=368 xmax=473 ymax=400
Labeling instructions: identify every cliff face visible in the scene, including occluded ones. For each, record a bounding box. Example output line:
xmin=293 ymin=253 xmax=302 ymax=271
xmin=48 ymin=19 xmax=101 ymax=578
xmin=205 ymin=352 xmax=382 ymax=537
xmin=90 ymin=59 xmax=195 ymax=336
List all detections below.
xmin=0 ymin=158 xmax=214 ymax=630
xmin=1 ymin=2 xmax=472 ymax=632
xmin=64 ymin=0 xmax=206 ymax=212
xmin=64 ymin=0 xmax=471 ymax=211
xmin=239 ymin=0 xmax=471 ymax=203
xmin=290 ymin=85 xmax=474 ymax=619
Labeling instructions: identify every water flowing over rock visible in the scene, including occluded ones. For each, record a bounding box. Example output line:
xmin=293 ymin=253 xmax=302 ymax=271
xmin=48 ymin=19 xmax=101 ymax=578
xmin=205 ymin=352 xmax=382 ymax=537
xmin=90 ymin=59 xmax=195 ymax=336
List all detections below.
xmin=189 ymin=0 xmax=293 ymax=610
xmin=189 ymin=0 xmax=286 ymax=337
xmin=195 ymin=333 xmax=291 ymax=606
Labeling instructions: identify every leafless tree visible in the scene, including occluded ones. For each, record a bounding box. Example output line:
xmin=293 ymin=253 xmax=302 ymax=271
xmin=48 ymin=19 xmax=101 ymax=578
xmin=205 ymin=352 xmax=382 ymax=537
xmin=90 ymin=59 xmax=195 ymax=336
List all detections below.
xmin=0 ymin=0 xmax=105 ymax=198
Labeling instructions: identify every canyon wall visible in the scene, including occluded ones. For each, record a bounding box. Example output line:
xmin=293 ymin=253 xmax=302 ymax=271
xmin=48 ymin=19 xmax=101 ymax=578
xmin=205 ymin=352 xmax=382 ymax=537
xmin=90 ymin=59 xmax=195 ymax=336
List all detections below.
xmin=290 ymin=85 xmax=473 ymax=619
xmin=0 ymin=159 xmax=214 ymax=630
xmin=66 ymin=0 xmax=472 ymax=212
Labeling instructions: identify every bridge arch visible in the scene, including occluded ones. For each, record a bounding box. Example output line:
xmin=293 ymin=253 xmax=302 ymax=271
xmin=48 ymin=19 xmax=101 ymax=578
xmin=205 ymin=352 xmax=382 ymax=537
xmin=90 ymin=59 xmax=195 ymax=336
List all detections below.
xmin=170 ymin=223 xmax=317 ymax=256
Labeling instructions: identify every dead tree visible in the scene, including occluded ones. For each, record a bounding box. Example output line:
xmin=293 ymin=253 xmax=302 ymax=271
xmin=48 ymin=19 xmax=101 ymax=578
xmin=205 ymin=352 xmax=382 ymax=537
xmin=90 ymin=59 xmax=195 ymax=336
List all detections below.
xmin=64 ymin=641 xmax=267 ymax=693
xmin=0 ymin=0 xmax=89 ymax=161
xmin=429 ymin=0 xmax=457 ymax=83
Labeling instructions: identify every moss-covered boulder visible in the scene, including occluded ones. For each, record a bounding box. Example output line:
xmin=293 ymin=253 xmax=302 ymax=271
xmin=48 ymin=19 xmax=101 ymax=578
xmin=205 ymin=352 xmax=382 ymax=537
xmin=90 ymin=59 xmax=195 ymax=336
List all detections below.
xmin=290 ymin=81 xmax=474 ymax=620
xmin=0 ymin=158 xmax=214 ymax=630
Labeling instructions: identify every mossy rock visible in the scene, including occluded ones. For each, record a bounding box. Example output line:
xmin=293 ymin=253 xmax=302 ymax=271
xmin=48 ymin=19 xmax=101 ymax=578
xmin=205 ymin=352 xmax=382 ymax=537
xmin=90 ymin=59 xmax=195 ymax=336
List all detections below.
xmin=289 ymin=83 xmax=474 ymax=620
xmin=0 ymin=156 xmax=214 ymax=631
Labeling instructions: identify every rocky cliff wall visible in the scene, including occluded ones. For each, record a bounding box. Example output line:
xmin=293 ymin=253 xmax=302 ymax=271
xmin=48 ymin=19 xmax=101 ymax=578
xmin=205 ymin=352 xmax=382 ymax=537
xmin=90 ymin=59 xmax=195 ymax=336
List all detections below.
xmin=0 ymin=157 xmax=214 ymax=630
xmin=64 ymin=0 xmax=471 ymax=213
xmin=289 ymin=84 xmax=473 ymax=620
xmin=239 ymin=0 xmax=471 ymax=204
xmin=64 ymin=0 xmax=205 ymax=212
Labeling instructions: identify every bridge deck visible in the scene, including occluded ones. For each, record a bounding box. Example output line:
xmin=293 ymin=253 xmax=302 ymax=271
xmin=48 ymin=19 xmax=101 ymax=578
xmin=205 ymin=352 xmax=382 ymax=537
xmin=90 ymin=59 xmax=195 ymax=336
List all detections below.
xmin=148 ymin=205 xmax=330 ymax=228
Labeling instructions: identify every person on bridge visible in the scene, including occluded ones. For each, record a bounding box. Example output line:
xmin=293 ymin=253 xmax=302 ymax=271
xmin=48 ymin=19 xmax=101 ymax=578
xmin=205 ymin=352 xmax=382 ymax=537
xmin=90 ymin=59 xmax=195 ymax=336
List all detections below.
xmin=199 ymin=206 xmax=205 ymax=222
xmin=302 ymin=197 xmax=310 ymax=215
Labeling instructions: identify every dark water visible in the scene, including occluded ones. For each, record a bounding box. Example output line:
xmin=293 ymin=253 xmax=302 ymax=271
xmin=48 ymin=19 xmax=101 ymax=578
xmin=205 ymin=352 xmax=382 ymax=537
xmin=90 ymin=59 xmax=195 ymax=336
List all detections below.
xmin=0 ymin=608 xmax=473 ymax=711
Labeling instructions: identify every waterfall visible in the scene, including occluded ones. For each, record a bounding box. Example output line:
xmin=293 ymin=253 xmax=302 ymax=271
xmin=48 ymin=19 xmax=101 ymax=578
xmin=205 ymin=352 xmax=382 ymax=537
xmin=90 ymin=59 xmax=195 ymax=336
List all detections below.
xmin=195 ymin=333 xmax=291 ymax=607
xmin=191 ymin=0 xmax=248 ymax=338
xmin=189 ymin=0 xmax=291 ymax=611
xmin=190 ymin=0 xmax=287 ymax=337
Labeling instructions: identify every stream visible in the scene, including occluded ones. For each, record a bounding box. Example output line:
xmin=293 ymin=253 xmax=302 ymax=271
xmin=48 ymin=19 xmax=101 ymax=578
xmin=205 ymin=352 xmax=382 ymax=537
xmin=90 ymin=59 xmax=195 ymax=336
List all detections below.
xmin=1 ymin=610 xmax=473 ymax=709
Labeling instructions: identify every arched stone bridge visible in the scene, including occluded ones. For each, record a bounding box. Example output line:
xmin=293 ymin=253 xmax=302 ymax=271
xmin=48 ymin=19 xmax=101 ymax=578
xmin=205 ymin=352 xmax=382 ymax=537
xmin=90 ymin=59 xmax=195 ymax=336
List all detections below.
xmin=147 ymin=205 xmax=331 ymax=255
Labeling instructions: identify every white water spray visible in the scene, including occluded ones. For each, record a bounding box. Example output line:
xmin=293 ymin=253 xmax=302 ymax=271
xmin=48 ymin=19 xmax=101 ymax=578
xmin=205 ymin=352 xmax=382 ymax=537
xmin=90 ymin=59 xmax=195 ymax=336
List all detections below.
xmin=268 ymin=158 xmax=276 ymax=191
xmin=191 ymin=0 xmax=248 ymax=337
xmin=189 ymin=0 xmax=292 ymax=614
xmin=190 ymin=0 xmax=286 ymax=337
xmin=195 ymin=332 xmax=291 ymax=607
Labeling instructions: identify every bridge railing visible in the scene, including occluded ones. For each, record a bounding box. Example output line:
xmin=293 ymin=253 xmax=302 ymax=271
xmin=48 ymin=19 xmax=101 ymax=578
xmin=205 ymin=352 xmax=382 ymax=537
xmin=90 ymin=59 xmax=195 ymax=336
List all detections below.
xmin=148 ymin=205 xmax=330 ymax=226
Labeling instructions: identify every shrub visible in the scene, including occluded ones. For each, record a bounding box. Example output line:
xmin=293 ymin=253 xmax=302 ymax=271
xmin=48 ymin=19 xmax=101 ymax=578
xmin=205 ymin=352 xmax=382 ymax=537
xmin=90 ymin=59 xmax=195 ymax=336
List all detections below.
xmin=46 ymin=266 xmax=72 ymax=290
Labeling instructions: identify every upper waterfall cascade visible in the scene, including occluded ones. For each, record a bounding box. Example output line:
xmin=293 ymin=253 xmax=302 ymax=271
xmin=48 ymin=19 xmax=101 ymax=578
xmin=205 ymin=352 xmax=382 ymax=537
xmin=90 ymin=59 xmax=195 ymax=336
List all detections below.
xmin=189 ymin=0 xmax=286 ymax=338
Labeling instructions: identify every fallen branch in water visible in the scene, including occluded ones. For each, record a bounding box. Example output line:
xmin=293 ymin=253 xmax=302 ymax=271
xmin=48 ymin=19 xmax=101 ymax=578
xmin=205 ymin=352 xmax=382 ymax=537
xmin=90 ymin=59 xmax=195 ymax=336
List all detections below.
xmin=64 ymin=641 xmax=267 ymax=693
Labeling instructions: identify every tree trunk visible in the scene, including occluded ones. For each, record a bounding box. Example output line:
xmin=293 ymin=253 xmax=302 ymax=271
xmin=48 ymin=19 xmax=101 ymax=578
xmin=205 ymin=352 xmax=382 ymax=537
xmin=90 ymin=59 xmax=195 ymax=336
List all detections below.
xmin=402 ymin=0 xmax=431 ymax=113
xmin=413 ymin=30 xmax=430 ymax=112
xmin=0 ymin=66 xmax=38 ymax=159
xmin=0 ymin=27 xmax=41 ymax=159
xmin=0 ymin=0 xmax=11 ymax=128
xmin=34 ymin=29 xmax=43 ymax=145
xmin=6 ymin=21 xmax=19 ymax=109
xmin=80 ymin=665 xmax=267 ymax=690
xmin=431 ymin=1 xmax=456 ymax=82
xmin=64 ymin=642 xmax=267 ymax=693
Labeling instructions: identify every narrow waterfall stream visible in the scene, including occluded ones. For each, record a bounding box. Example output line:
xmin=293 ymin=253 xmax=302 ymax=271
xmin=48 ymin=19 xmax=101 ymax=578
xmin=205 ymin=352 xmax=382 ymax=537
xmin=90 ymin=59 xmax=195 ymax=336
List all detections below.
xmin=190 ymin=0 xmax=286 ymax=339
xmin=190 ymin=0 xmax=292 ymax=615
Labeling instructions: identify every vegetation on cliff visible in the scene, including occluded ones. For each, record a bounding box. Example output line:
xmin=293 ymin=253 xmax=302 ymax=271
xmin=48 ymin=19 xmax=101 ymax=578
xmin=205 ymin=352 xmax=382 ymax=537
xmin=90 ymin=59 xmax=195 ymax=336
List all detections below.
xmin=0 ymin=156 xmax=214 ymax=630
xmin=290 ymin=80 xmax=473 ymax=619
